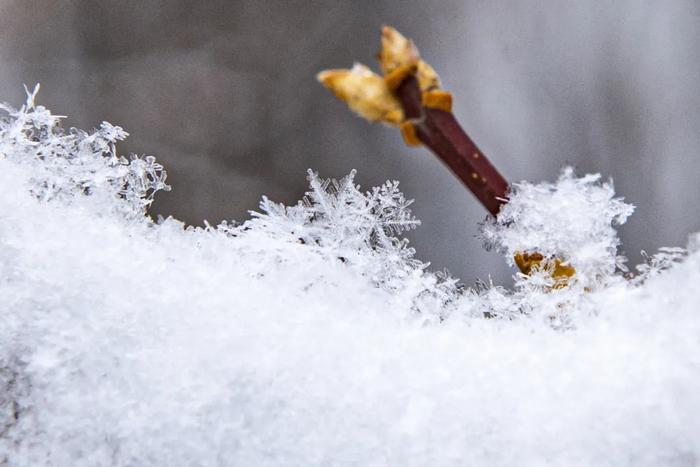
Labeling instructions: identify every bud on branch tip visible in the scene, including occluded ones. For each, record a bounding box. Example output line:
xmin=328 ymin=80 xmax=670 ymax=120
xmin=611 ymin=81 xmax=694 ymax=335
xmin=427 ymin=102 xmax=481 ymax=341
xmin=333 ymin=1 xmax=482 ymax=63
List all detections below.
xmin=316 ymin=25 xmax=506 ymax=215
xmin=317 ymin=25 xmax=575 ymax=284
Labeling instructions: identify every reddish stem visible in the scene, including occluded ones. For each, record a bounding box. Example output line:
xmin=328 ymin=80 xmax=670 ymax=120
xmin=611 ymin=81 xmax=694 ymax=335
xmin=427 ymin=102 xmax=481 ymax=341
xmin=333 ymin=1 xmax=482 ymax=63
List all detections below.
xmin=395 ymin=76 xmax=509 ymax=216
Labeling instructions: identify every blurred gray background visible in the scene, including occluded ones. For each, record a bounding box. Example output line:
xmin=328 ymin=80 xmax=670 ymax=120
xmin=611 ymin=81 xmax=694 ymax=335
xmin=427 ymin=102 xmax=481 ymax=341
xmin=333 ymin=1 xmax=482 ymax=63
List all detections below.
xmin=2 ymin=0 xmax=699 ymax=285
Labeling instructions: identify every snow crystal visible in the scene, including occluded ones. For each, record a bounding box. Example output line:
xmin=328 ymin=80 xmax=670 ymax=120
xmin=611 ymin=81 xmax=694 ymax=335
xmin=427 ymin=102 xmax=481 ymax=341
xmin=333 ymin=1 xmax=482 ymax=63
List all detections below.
xmin=482 ymin=168 xmax=635 ymax=286
xmin=0 ymin=85 xmax=169 ymax=217
xmin=1 ymin=90 xmax=699 ymax=466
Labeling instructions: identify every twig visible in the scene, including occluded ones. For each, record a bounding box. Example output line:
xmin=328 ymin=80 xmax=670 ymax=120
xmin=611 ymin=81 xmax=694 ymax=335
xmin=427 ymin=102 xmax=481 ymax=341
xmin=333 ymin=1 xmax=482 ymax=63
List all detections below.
xmin=318 ymin=26 xmax=508 ymax=216
xmin=394 ymin=75 xmax=508 ymax=216
xmin=317 ymin=26 xmax=575 ymax=284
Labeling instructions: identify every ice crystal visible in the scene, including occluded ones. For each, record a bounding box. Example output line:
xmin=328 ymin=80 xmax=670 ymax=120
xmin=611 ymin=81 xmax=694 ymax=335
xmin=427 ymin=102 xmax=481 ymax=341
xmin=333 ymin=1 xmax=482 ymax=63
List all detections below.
xmin=633 ymin=246 xmax=688 ymax=284
xmin=481 ymin=168 xmax=635 ymax=287
xmin=234 ymin=170 xmax=455 ymax=317
xmin=0 ymin=85 xmax=169 ymax=217
xmin=1 ymin=90 xmax=699 ymax=466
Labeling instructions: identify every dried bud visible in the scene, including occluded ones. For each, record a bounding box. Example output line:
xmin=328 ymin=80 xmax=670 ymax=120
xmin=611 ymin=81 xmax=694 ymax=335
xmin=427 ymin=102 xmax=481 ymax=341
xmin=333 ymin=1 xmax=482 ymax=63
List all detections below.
xmin=400 ymin=121 xmax=422 ymax=146
xmin=514 ymin=252 xmax=576 ymax=288
xmin=317 ymin=26 xmax=449 ymax=130
xmin=416 ymin=60 xmax=441 ymax=92
xmin=317 ymin=63 xmax=404 ymax=126
xmin=379 ymin=26 xmax=420 ymax=76
xmin=422 ymin=90 xmax=452 ymax=112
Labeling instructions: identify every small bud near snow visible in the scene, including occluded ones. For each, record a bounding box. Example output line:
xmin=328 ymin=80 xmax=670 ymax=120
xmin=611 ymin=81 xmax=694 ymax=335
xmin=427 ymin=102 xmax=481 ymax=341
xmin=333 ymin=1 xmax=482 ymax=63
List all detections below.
xmin=316 ymin=65 xmax=404 ymax=125
xmin=481 ymin=167 xmax=635 ymax=288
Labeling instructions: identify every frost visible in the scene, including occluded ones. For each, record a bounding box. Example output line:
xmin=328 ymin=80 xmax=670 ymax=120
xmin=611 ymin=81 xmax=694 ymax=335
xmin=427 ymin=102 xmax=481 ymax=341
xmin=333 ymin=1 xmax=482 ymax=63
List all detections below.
xmin=0 ymin=85 xmax=169 ymax=217
xmin=482 ymin=168 xmax=635 ymax=286
xmin=1 ymin=91 xmax=699 ymax=466
xmin=237 ymin=170 xmax=456 ymax=319
xmin=633 ymin=247 xmax=687 ymax=284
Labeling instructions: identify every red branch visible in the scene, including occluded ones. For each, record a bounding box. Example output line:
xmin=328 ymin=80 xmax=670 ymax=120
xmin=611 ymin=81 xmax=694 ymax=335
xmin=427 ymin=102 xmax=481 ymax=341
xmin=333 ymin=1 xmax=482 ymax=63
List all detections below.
xmin=395 ymin=76 xmax=509 ymax=216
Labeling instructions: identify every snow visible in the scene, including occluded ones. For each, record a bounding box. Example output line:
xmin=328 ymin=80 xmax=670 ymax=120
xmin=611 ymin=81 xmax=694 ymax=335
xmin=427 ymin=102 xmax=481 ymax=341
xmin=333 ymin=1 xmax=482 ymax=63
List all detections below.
xmin=1 ymin=89 xmax=699 ymax=466
xmin=481 ymin=168 xmax=635 ymax=286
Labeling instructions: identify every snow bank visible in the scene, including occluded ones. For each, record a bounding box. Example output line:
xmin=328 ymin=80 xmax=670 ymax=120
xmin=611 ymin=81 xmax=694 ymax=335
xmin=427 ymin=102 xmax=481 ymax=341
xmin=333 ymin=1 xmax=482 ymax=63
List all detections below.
xmin=1 ymin=89 xmax=699 ymax=466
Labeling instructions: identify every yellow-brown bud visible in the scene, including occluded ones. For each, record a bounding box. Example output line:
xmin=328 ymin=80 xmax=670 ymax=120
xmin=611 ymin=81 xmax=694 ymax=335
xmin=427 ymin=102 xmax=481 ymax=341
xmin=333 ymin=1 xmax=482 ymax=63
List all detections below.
xmin=378 ymin=26 xmax=420 ymax=76
xmin=514 ymin=252 xmax=576 ymax=288
xmin=316 ymin=64 xmax=404 ymax=126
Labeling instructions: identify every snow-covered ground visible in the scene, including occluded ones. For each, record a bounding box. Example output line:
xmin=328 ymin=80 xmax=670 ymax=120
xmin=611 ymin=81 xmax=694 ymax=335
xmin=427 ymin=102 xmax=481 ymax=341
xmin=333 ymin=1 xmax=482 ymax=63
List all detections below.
xmin=1 ymin=89 xmax=699 ymax=466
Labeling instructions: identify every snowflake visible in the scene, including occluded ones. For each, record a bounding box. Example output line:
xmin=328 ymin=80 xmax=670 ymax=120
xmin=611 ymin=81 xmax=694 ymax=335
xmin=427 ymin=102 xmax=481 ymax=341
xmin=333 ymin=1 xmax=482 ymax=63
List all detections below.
xmin=0 ymin=85 xmax=169 ymax=217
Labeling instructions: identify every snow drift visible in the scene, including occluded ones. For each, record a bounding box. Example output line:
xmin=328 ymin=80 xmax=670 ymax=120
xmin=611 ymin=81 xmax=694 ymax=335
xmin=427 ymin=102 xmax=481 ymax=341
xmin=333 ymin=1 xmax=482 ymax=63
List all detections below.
xmin=1 ymin=88 xmax=699 ymax=466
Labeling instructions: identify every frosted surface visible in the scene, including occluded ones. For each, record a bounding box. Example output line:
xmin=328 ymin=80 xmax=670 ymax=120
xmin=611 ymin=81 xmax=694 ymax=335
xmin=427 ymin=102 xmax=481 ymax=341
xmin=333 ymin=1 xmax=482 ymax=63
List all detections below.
xmin=1 ymin=89 xmax=699 ymax=466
